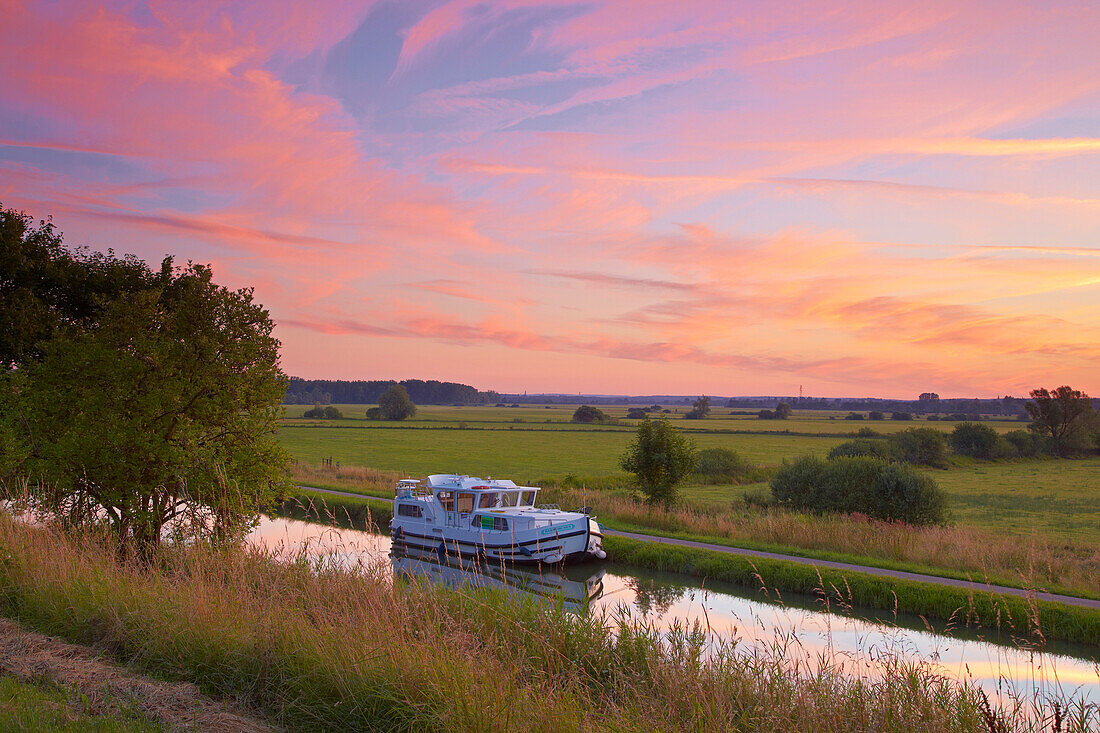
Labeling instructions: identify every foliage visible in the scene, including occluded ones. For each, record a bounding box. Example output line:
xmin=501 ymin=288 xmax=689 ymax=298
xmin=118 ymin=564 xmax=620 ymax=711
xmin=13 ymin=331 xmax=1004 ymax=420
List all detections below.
xmin=365 ymin=407 xmax=383 ymax=420
xmin=0 ymin=205 xmax=154 ymax=369
xmin=1026 ymin=386 xmax=1097 ymax=456
xmin=770 ymin=455 xmax=947 ymax=525
xmin=844 ymin=412 xmax=864 ymax=420
xmin=949 ymin=422 xmax=1012 ymax=459
xmin=9 ymin=261 xmax=289 ymax=552
xmin=887 ymin=427 xmax=950 ymax=468
xmin=827 ymin=438 xmax=891 ymax=460
xmin=757 ymin=409 xmax=776 ymax=419
xmin=891 ymin=412 xmax=912 ymax=420
xmin=571 ymin=404 xmax=610 ymax=424
xmin=683 ymin=395 xmax=711 ymax=420
xmin=692 ymin=447 xmax=758 ymax=484
xmin=303 ymin=403 xmax=343 ymax=419
xmin=868 ymin=410 xmax=885 ymax=420
xmin=619 ymin=418 xmax=696 ymax=506
xmin=378 ymin=384 xmax=417 ymax=420
xmin=855 ymin=427 xmax=878 ymax=437
xmin=1003 ymin=429 xmax=1048 ymax=458
xmin=284 ymin=376 xmax=497 ymax=405
xmin=774 ymin=402 xmax=792 ymax=419
xmin=626 ymin=407 xmax=648 ymax=419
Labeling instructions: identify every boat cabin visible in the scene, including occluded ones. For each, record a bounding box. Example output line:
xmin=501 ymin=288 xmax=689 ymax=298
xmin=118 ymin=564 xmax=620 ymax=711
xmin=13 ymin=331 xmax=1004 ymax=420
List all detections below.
xmin=394 ymin=474 xmax=559 ymax=531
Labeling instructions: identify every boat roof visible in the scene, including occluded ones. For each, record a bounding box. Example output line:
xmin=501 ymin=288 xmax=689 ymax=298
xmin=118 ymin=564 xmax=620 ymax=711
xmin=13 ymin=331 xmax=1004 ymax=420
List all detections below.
xmin=426 ymin=474 xmax=537 ymax=492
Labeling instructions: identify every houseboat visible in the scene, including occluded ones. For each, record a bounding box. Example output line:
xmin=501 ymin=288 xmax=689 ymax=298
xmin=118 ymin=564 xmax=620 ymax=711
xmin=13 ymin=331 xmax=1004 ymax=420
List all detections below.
xmin=390 ymin=474 xmax=606 ymax=564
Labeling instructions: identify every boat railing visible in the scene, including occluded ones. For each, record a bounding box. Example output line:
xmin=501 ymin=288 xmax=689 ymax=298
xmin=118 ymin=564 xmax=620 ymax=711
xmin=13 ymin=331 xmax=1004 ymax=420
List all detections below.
xmin=396 ymin=485 xmax=433 ymax=499
xmin=535 ymin=503 xmax=561 ymax=511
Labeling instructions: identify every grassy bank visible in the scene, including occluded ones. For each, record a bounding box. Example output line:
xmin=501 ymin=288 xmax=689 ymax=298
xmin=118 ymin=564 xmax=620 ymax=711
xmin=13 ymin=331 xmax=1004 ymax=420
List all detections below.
xmin=0 ymin=514 xmax=1064 ymax=732
xmin=0 ymin=676 xmax=162 ymax=732
xmin=289 ymin=462 xmax=1100 ymax=601
xmin=604 ymin=534 xmax=1100 ymax=648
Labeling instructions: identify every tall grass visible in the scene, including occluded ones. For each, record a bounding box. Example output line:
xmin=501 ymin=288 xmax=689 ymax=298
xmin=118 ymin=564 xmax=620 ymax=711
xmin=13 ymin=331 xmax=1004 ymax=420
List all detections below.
xmin=2 ymin=513 xmax=1074 ymax=732
xmin=288 ymin=461 xmax=1100 ymax=601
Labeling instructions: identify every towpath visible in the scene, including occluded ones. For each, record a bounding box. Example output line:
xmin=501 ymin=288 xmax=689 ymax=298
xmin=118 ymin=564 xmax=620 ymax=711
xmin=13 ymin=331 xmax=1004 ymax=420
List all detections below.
xmin=297 ymin=485 xmax=1100 ymax=610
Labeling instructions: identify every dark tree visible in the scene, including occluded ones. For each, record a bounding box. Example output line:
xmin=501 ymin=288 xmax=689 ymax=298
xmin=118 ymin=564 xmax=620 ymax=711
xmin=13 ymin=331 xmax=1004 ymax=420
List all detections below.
xmin=6 ymin=257 xmax=289 ymax=552
xmin=572 ymin=405 xmax=610 ymax=424
xmin=378 ymin=384 xmax=417 ymax=420
xmin=774 ymin=402 xmax=792 ymax=419
xmin=626 ymin=407 xmax=648 ymax=419
xmin=684 ymin=395 xmax=711 ymax=420
xmin=1026 ymin=386 xmax=1096 ymax=456
xmin=949 ymin=422 xmax=1009 ymax=459
xmin=619 ymin=418 xmax=695 ymax=506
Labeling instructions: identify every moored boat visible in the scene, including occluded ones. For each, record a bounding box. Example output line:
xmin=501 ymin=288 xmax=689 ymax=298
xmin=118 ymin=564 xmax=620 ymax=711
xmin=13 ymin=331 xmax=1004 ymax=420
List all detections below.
xmin=389 ymin=474 xmax=607 ymax=564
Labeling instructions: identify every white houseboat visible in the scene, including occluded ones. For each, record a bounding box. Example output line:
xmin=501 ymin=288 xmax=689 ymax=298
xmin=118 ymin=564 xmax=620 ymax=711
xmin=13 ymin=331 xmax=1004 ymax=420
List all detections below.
xmin=390 ymin=474 xmax=606 ymax=564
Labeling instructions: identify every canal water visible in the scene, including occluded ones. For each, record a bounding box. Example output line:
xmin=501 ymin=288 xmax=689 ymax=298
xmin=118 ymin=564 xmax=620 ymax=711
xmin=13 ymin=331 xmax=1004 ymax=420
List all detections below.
xmin=249 ymin=513 xmax=1100 ymax=713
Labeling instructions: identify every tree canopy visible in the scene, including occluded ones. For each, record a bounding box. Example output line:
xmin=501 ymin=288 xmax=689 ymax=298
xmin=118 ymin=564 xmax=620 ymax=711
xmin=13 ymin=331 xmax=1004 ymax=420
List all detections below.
xmin=619 ymin=417 xmax=695 ymax=506
xmin=684 ymin=395 xmax=711 ymax=420
xmin=1026 ymin=386 xmax=1097 ymax=456
xmin=0 ymin=205 xmax=289 ymax=551
xmin=378 ymin=384 xmax=417 ymax=420
xmin=571 ymin=405 xmax=611 ymax=424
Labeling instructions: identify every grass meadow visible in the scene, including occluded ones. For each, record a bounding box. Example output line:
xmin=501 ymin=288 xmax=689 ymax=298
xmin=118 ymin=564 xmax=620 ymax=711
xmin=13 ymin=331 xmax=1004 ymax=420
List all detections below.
xmin=2 ymin=514 xmax=1079 ymax=733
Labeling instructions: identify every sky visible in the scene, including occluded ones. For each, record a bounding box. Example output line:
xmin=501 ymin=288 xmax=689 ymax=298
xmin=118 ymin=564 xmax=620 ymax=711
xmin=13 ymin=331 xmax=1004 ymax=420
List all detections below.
xmin=2 ymin=0 xmax=1098 ymax=398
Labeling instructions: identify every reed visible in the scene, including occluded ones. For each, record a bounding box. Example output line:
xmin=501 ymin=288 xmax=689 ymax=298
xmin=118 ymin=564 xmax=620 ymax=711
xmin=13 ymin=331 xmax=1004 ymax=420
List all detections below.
xmin=4 ymin=513 xmax=1083 ymax=732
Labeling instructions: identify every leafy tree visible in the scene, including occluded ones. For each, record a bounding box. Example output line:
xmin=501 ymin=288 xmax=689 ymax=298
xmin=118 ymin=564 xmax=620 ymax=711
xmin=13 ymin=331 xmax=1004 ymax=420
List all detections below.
xmin=891 ymin=412 xmax=912 ymax=421
xmin=619 ymin=417 xmax=696 ymax=506
xmin=1 ymin=205 xmax=153 ymax=369
xmin=757 ymin=409 xmax=775 ymax=419
xmin=684 ymin=395 xmax=711 ymax=420
xmin=949 ymin=422 xmax=1011 ymax=459
xmin=378 ymin=384 xmax=416 ymax=420
xmin=774 ymin=402 xmax=792 ymax=419
xmin=771 ymin=455 xmax=946 ymax=525
xmin=1004 ymin=429 xmax=1048 ymax=457
xmin=868 ymin=410 xmax=885 ymax=421
xmin=303 ymin=403 xmax=326 ymax=418
xmin=571 ymin=405 xmax=610 ymax=424
xmin=626 ymin=407 xmax=648 ymax=419
xmin=844 ymin=412 xmax=864 ymax=421
xmin=886 ymin=427 xmax=949 ymax=468
xmin=1025 ymin=386 xmax=1097 ymax=456
xmin=365 ymin=407 xmax=383 ymax=420
xmin=828 ymin=439 xmax=891 ymax=460
xmin=323 ymin=406 xmax=343 ymax=419
xmin=693 ymin=447 xmax=756 ymax=484
xmin=11 ymin=261 xmax=289 ymax=552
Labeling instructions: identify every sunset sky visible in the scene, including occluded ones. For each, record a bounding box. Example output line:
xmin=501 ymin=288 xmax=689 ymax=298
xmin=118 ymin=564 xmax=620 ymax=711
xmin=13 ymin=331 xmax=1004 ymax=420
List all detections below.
xmin=2 ymin=0 xmax=1098 ymax=397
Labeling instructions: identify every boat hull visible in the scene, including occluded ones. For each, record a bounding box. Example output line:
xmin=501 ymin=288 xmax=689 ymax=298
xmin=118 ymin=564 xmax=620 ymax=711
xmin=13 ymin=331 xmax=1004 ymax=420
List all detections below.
xmin=390 ymin=518 xmax=605 ymax=565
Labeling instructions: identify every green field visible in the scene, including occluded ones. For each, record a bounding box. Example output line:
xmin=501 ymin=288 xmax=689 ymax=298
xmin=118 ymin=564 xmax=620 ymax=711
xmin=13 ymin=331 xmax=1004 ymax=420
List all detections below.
xmin=279 ymin=404 xmax=1100 ymax=544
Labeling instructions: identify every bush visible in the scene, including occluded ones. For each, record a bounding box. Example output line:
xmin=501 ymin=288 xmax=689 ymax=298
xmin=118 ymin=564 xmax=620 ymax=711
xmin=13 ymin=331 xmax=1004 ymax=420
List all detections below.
xmin=693 ymin=448 xmax=757 ymax=484
xmin=868 ymin=410 xmax=885 ymax=420
xmin=365 ymin=407 xmax=383 ymax=420
xmin=844 ymin=412 xmax=864 ymax=421
xmin=323 ymin=405 xmax=343 ymax=420
xmin=379 ymin=384 xmax=416 ymax=420
xmin=1004 ymin=429 xmax=1048 ymax=457
xmin=757 ymin=409 xmax=775 ymax=419
xmin=304 ymin=403 xmax=330 ymax=419
xmin=949 ymin=422 xmax=1012 ymax=459
xmin=891 ymin=412 xmax=912 ymax=421
xmin=619 ymin=418 xmax=695 ymax=506
xmin=572 ymin=405 xmax=611 ymax=424
xmin=827 ymin=439 xmax=891 ymax=460
xmin=770 ymin=455 xmax=947 ymax=525
xmin=626 ymin=408 xmax=648 ymax=419
xmin=886 ymin=427 xmax=949 ymax=468
xmin=855 ymin=427 xmax=878 ymax=438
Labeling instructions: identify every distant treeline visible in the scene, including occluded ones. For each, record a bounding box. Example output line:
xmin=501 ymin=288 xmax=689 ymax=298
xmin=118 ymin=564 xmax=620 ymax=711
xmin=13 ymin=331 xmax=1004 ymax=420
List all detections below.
xmin=284 ymin=378 xmax=500 ymax=405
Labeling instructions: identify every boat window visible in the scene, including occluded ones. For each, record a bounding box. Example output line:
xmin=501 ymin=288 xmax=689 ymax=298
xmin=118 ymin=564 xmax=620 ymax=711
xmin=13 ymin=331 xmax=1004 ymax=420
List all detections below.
xmin=476 ymin=492 xmax=501 ymax=509
xmin=520 ymin=491 xmax=537 ymax=506
xmin=437 ymin=491 xmax=454 ymax=511
xmin=499 ymin=492 xmax=519 ymax=507
xmin=474 ymin=515 xmax=509 ymax=531
xmin=456 ymin=492 xmax=475 ymax=514
xmin=397 ymin=503 xmax=423 ymax=518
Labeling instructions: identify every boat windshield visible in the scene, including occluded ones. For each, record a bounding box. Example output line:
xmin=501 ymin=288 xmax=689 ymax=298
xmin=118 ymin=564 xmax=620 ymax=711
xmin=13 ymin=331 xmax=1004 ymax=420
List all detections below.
xmin=478 ymin=491 xmax=523 ymax=508
xmin=520 ymin=490 xmax=537 ymax=506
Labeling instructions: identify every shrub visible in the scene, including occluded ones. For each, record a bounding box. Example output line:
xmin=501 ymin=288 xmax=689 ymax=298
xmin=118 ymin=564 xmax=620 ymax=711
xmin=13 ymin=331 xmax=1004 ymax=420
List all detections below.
xmin=1004 ymin=429 xmax=1048 ymax=457
xmin=949 ymin=422 xmax=1012 ymax=459
xmin=304 ymin=403 xmax=329 ymax=419
xmin=868 ymin=410 xmax=885 ymax=420
xmin=572 ymin=405 xmax=611 ymax=424
xmin=757 ymin=409 xmax=775 ymax=419
xmin=323 ymin=405 xmax=343 ymax=419
xmin=827 ymin=439 xmax=890 ymax=460
xmin=891 ymin=412 xmax=912 ymax=421
xmin=844 ymin=412 xmax=864 ymax=420
xmin=886 ymin=427 xmax=949 ymax=468
xmin=774 ymin=402 xmax=792 ymax=419
xmin=365 ymin=407 xmax=383 ymax=420
xmin=619 ymin=418 xmax=695 ymax=506
xmin=626 ymin=408 xmax=648 ymax=419
xmin=693 ymin=448 xmax=756 ymax=484
xmin=770 ymin=455 xmax=947 ymax=525
xmin=855 ymin=427 xmax=878 ymax=438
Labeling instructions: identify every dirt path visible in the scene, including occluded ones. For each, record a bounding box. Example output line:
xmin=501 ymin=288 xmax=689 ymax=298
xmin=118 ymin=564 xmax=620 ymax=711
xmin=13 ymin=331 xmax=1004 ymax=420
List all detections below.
xmin=299 ymin=484 xmax=1100 ymax=610
xmin=0 ymin=617 xmax=275 ymax=733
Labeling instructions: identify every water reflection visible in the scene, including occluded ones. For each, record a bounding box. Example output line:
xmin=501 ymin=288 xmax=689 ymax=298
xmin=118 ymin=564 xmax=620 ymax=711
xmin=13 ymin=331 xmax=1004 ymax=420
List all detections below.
xmin=246 ymin=515 xmax=1100 ymax=712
